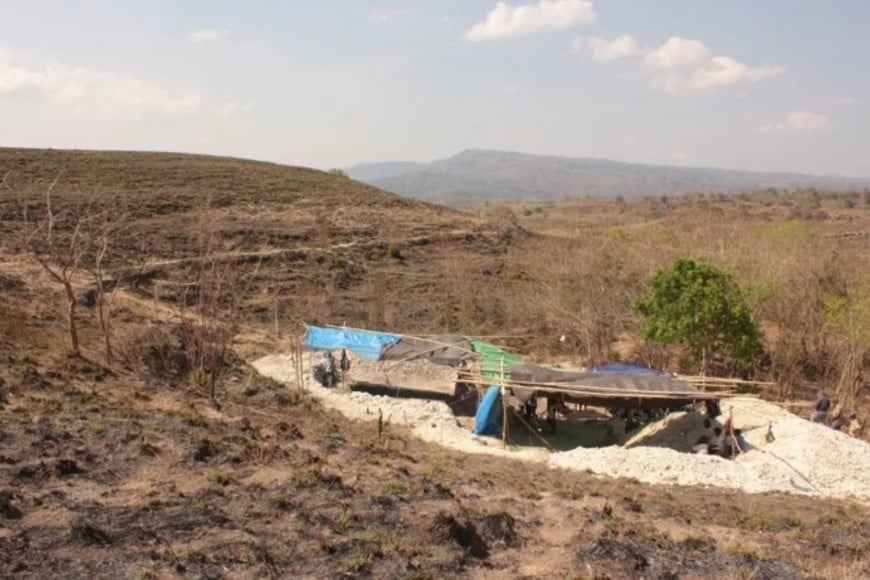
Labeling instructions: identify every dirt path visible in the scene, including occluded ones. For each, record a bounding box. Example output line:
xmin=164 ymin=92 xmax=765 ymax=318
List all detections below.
xmin=138 ymin=230 xmax=479 ymax=270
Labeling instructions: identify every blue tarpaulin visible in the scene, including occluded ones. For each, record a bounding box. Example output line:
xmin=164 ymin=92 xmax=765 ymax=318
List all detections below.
xmin=303 ymin=325 xmax=401 ymax=359
xmin=472 ymin=386 xmax=502 ymax=436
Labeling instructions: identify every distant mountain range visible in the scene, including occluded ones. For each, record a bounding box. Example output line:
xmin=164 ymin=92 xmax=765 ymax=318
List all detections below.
xmin=345 ymin=149 xmax=869 ymax=205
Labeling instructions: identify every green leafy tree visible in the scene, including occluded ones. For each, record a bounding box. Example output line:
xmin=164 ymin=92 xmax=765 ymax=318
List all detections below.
xmin=632 ymin=258 xmax=762 ymax=374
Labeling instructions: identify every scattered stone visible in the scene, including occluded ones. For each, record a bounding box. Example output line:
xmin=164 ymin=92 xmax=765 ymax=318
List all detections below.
xmin=424 ymin=481 xmax=454 ymax=500
xmin=16 ymin=462 xmax=50 ymax=481
xmin=20 ymin=367 xmax=46 ymax=389
xmin=429 ymin=512 xmax=489 ymax=559
xmin=0 ymin=274 xmax=24 ymax=291
xmin=478 ymin=512 xmax=520 ymax=548
xmin=78 ymin=289 xmax=98 ymax=308
xmin=193 ymin=439 xmax=217 ymax=462
xmin=140 ymin=442 xmax=161 ymax=457
xmin=70 ymin=520 xmax=113 ymax=546
xmin=276 ymin=422 xmax=304 ymax=439
xmin=0 ymin=490 xmax=23 ymax=520
xmin=55 ymin=459 xmax=81 ymax=477
xmin=373 ymin=495 xmax=395 ymax=508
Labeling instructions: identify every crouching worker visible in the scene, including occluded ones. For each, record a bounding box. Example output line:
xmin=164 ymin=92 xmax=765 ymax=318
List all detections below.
xmin=312 ymin=351 xmax=337 ymax=387
xmin=832 ymin=410 xmax=857 ymax=432
xmin=810 ymin=390 xmax=831 ymax=423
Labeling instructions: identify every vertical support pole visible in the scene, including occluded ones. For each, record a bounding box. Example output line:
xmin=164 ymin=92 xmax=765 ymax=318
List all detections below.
xmin=273 ymin=299 xmax=280 ymax=339
xmin=501 ymin=354 xmax=508 ymax=449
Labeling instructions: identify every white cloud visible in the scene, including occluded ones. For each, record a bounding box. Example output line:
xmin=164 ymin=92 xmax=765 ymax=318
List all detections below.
xmin=465 ymin=0 xmax=595 ymax=41
xmin=188 ymin=29 xmax=228 ymax=43
xmin=644 ymin=37 xmax=710 ymax=70
xmin=644 ymin=36 xmax=782 ymax=94
xmin=587 ymin=35 xmax=639 ymax=62
xmin=219 ymin=101 xmax=253 ymax=116
xmin=689 ymin=57 xmax=781 ymax=90
xmin=367 ymin=10 xmax=407 ymax=22
xmin=759 ymin=111 xmax=830 ymax=134
xmin=831 ymin=96 xmax=858 ymax=106
xmin=0 ymin=53 xmax=201 ymax=117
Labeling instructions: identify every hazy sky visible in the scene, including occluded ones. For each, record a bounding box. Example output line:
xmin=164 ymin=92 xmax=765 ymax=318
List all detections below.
xmin=1 ymin=1 xmax=868 ymax=175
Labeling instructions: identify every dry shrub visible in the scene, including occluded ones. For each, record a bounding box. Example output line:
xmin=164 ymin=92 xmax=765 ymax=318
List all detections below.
xmin=516 ymin=236 xmax=645 ymax=365
xmin=117 ymin=324 xmax=191 ymax=384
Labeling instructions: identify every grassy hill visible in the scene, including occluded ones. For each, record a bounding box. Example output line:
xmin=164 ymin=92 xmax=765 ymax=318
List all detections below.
xmin=0 ymin=147 xmax=523 ymax=340
xmin=346 ymin=149 xmax=870 ymax=205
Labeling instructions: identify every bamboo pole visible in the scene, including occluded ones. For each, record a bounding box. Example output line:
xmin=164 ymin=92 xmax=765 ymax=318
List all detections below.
xmin=676 ymin=375 xmax=777 ymax=386
xmin=416 ymin=334 xmax=534 ymax=340
xmin=510 ymin=408 xmax=556 ymax=451
xmin=457 ymin=376 xmax=736 ymax=400
xmin=501 ymin=354 xmax=508 ymax=449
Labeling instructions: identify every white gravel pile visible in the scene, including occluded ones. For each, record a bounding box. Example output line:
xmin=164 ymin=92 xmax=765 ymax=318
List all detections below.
xmin=550 ymin=397 xmax=870 ymax=500
xmin=253 ymin=354 xmax=870 ymax=501
xmin=252 ymin=354 xmax=546 ymax=462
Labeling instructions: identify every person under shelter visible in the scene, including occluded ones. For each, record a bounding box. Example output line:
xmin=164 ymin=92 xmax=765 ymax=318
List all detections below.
xmin=810 ymin=390 xmax=830 ymax=423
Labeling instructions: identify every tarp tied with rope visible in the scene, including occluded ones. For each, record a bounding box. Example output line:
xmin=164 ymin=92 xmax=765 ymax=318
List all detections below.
xmin=303 ymin=326 xmax=401 ymax=359
xmin=303 ymin=325 xmax=721 ymax=409
xmin=303 ymin=326 xmax=476 ymax=365
xmin=509 ymin=362 xmax=714 ymax=409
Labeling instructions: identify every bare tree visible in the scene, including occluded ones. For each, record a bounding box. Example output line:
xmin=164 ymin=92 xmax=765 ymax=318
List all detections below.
xmin=22 ymin=173 xmax=93 ymax=357
xmin=14 ymin=171 xmax=129 ymax=362
xmin=87 ymin=210 xmax=130 ymax=365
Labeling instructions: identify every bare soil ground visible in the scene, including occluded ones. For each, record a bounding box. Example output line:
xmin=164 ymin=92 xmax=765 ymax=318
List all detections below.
xmin=1 ymin=286 xmax=867 ymax=578
xmin=1 ymin=149 xmax=869 ymax=578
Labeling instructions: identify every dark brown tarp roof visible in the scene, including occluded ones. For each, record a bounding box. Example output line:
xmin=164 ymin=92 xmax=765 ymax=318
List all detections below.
xmin=508 ymin=362 xmax=716 ymax=408
xmin=379 ymin=334 xmax=474 ymax=367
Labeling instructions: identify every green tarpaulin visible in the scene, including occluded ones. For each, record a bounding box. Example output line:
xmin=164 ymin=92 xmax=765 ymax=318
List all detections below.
xmin=470 ymin=340 xmax=521 ymax=380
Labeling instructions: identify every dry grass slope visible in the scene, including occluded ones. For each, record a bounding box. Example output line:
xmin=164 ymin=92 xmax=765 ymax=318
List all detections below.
xmin=0 ymin=147 xmax=868 ymax=577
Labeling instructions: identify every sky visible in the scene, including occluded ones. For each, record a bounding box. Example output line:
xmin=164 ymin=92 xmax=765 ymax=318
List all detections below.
xmin=1 ymin=0 xmax=869 ymax=176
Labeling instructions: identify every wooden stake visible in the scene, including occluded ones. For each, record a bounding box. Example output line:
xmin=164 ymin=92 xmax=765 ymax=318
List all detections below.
xmin=511 ymin=408 xmax=556 ymax=451
xmin=501 ymin=354 xmax=508 ymax=449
